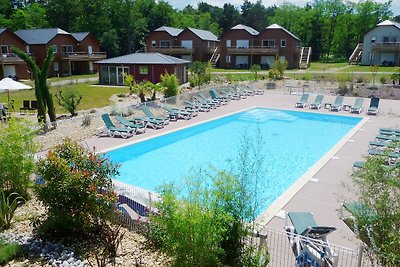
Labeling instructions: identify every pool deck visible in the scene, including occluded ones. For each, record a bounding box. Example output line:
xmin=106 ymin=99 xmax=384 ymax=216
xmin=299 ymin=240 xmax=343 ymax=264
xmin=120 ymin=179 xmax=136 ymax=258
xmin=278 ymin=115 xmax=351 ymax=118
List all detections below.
xmin=85 ymin=90 xmax=400 ymax=250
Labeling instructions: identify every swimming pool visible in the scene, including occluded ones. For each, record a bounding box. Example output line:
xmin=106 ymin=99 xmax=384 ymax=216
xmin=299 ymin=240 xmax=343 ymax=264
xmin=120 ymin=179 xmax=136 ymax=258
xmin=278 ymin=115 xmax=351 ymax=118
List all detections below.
xmin=107 ymin=108 xmax=362 ymax=214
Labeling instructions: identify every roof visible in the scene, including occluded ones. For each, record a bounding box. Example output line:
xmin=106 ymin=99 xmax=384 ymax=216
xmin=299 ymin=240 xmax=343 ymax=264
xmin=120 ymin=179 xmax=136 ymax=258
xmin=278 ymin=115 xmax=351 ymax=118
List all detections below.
xmin=15 ymin=28 xmax=70 ymax=44
xmin=266 ymin=24 xmax=300 ymax=40
xmin=187 ymin=28 xmax=219 ymax=41
xmin=377 ymin=20 xmax=400 ymax=30
xmin=0 ymin=28 xmax=6 ymax=35
xmin=230 ymin=24 xmax=259 ymax=35
xmin=154 ymin=26 xmax=183 ymax=37
xmin=71 ymin=32 xmax=90 ymax=42
xmin=95 ymin=53 xmax=190 ymax=65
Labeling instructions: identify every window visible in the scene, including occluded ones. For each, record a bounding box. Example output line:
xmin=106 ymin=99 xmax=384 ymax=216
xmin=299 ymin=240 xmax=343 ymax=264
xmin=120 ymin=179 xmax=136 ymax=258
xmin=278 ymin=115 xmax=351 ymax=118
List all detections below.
xmin=383 ymin=36 xmax=389 ymax=43
xmin=236 ymin=40 xmax=249 ymax=48
xmin=26 ymin=45 xmax=30 ymax=53
xmin=139 ymin=66 xmax=148 ymax=75
xmin=281 ymin=39 xmax=286 ymax=47
xmin=226 ymin=40 xmax=231 ymax=47
xmin=51 ymin=45 xmax=57 ymax=53
xmin=1 ymin=46 xmax=10 ymax=55
xmin=160 ymin=40 xmax=171 ymax=47
xmin=61 ymin=45 xmax=73 ymax=55
xmin=262 ymin=40 xmax=275 ymax=48
xmin=371 ymin=36 xmax=376 ymax=43
xmin=226 ymin=55 xmax=231 ymax=63
xmin=53 ymin=62 xmax=59 ymax=71
xmin=151 ymin=40 xmax=156 ymax=47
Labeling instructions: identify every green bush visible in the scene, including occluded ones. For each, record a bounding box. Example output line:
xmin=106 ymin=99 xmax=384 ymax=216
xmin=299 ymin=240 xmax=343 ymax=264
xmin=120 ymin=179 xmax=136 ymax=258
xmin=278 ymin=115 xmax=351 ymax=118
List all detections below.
xmin=56 ymin=89 xmax=83 ymax=116
xmin=0 ymin=239 xmax=22 ymax=265
xmin=271 ymin=59 xmax=287 ymax=79
xmin=0 ymin=118 xmax=36 ymax=197
xmin=150 ymin=132 xmax=268 ymax=266
xmin=160 ymin=72 xmax=179 ymax=97
xmin=352 ymin=146 xmax=400 ymax=267
xmin=0 ymin=191 xmax=25 ymax=231
xmin=35 ymin=139 xmax=119 ymax=239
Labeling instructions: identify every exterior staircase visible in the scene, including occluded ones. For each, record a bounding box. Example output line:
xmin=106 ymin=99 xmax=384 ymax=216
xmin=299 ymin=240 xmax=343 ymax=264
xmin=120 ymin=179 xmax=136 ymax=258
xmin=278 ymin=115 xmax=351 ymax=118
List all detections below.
xmin=209 ymin=46 xmax=220 ymax=67
xmin=349 ymin=43 xmax=363 ymax=65
xmin=299 ymin=47 xmax=312 ymax=69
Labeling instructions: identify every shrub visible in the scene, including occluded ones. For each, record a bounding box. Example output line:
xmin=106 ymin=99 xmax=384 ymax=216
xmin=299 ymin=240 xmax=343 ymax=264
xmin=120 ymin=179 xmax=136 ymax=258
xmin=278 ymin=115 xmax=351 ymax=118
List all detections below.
xmin=271 ymin=58 xmax=287 ymax=79
xmin=81 ymin=112 xmax=91 ymax=127
xmin=35 ymin=139 xmax=119 ymax=239
xmin=56 ymin=89 xmax=83 ymax=116
xmin=0 ymin=118 xmax=36 ymax=197
xmin=250 ymin=64 xmax=261 ymax=81
xmin=380 ymin=76 xmax=387 ymax=84
xmin=0 ymin=191 xmax=25 ymax=231
xmin=352 ymin=148 xmax=400 ymax=266
xmin=0 ymin=239 xmax=22 ymax=265
xmin=268 ymin=69 xmax=279 ymax=80
xmin=189 ymin=61 xmax=211 ymax=89
xmin=150 ymin=132 xmax=268 ymax=266
xmin=160 ymin=72 xmax=179 ymax=97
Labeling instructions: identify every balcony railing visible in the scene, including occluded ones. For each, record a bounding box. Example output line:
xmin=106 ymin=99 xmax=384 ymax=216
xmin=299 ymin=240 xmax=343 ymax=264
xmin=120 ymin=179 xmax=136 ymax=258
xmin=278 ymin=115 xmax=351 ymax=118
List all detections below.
xmin=372 ymin=42 xmax=400 ymax=52
xmin=0 ymin=53 xmax=26 ymax=63
xmin=147 ymin=46 xmax=195 ymax=54
xmin=61 ymin=52 xmax=107 ymax=60
xmin=227 ymin=46 xmax=279 ymax=55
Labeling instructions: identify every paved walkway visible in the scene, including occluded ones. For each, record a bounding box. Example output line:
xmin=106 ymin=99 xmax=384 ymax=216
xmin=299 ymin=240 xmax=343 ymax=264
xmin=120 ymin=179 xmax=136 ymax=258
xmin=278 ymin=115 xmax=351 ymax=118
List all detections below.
xmin=85 ymin=89 xmax=400 ymax=250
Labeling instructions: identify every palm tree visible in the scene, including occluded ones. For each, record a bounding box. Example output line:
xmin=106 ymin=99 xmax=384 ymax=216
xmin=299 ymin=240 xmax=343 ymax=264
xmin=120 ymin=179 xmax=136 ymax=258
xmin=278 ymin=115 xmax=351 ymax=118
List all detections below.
xmin=12 ymin=46 xmax=56 ymax=124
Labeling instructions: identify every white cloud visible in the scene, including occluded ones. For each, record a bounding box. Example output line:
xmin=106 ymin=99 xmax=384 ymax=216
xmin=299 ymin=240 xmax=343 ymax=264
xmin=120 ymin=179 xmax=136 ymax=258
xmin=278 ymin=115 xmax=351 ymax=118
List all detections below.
xmin=166 ymin=0 xmax=399 ymax=16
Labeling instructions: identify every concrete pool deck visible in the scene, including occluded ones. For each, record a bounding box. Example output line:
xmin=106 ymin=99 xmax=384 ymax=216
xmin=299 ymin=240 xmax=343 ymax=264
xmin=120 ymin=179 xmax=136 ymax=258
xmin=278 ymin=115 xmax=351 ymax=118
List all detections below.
xmin=85 ymin=90 xmax=400 ymax=250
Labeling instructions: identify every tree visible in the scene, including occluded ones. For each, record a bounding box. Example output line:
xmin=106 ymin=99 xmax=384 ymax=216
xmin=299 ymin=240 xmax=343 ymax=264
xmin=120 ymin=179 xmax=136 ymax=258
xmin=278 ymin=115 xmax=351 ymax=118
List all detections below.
xmin=45 ymin=0 xmax=80 ymax=31
xmin=250 ymin=64 xmax=261 ymax=81
xmin=189 ymin=61 xmax=210 ymax=90
xmin=219 ymin=3 xmax=241 ymax=32
xmin=160 ymin=72 xmax=179 ymax=98
xmin=12 ymin=46 xmax=56 ymax=125
xmin=123 ymin=72 xmax=134 ymax=95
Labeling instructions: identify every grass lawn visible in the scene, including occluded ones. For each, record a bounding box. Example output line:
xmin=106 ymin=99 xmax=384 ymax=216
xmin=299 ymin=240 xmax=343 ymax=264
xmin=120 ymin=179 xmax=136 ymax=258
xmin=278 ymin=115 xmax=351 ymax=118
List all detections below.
xmin=47 ymin=74 xmax=98 ymax=82
xmin=307 ymin=62 xmax=348 ymax=71
xmin=339 ymin=65 xmax=396 ymax=73
xmin=211 ymin=68 xmax=250 ymax=73
xmin=0 ymin=83 xmax=129 ymax=114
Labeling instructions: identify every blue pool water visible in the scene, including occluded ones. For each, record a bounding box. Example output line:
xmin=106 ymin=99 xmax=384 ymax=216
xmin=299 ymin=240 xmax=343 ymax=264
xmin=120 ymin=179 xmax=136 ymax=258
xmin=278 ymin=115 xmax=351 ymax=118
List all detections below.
xmin=107 ymin=108 xmax=362 ymax=211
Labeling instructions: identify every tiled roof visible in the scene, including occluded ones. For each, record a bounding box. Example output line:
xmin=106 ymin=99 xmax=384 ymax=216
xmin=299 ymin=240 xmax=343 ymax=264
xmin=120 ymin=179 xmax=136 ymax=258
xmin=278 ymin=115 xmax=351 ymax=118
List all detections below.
xmin=95 ymin=53 xmax=190 ymax=65
xmin=231 ymin=24 xmax=259 ymax=35
xmin=377 ymin=20 xmax=400 ymax=30
xmin=15 ymin=28 xmax=70 ymax=44
xmin=187 ymin=28 xmax=219 ymax=41
xmin=266 ymin=24 xmax=300 ymax=40
xmin=154 ymin=26 xmax=183 ymax=37
xmin=71 ymin=32 xmax=90 ymax=42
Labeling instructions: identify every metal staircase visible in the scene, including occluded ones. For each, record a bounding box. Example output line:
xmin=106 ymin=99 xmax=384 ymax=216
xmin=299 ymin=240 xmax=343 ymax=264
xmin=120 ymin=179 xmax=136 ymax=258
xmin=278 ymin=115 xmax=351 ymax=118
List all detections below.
xmin=209 ymin=46 xmax=220 ymax=67
xmin=348 ymin=43 xmax=363 ymax=65
xmin=299 ymin=47 xmax=312 ymax=69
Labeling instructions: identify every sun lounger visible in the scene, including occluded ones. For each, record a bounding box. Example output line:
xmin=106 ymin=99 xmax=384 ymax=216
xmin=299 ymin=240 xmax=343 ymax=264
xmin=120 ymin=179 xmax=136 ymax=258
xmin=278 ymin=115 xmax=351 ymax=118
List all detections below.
xmin=221 ymin=89 xmax=240 ymax=100
xmin=115 ymin=115 xmax=146 ymax=134
xmin=329 ymin=96 xmax=344 ymax=111
xmin=309 ymin=95 xmax=324 ymax=109
xmin=285 ymin=212 xmax=338 ymax=267
xmin=350 ymin=98 xmax=364 ymax=114
xmin=368 ymin=148 xmax=400 ymax=159
xmin=376 ymin=134 xmax=400 ymax=142
xmin=209 ymin=89 xmax=229 ymax=104
xmin=340 ymin=202 xmax=376 ymax=235
xmin=379 ymin=129 xmax=400 ymax=137
xmin=367 ymin=96 xmax=380 ymax=115
xmin=295 ymin=93 xmax=309 ymax=108
xmin=97 ymin=113 xmax=134 ymax=138
xmin=194 ymin=95 xmax=218 ymax=109
xmin=380 ymin=128 xmax=400 ymax=134
xmin=237 ymin=85 xmax=255 ymax=96
xmin=130 ymin=116 xmax=164 ymax=129
xmin=198 ymin=92 xmax=221 ymax=106
xmin=140 ymin=105 xmax=170 ymax=125
xmin=184 ymin=100 xmax=210 ymax=112
xmin=163 ymin=106 xmax=192 ymax=120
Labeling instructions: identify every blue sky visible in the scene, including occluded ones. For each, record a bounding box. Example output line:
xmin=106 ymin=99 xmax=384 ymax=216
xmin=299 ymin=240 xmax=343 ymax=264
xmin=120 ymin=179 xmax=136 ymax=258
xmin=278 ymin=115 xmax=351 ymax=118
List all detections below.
xmin=166 ymin=0 xmax=399 ymax=16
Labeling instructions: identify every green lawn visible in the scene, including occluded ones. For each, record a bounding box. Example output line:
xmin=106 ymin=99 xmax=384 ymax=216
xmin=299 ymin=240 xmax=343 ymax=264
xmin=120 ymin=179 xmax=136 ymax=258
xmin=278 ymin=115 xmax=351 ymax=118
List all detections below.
xmin=307 ymin=62 xmax=348 ymax=71
xmin=47 ymin=74 xmax=98 ymax=82
xmin=339 ymin=65 xmax=396 ymax=73
xmin=0 ymin=83 xmax=129 ymax=114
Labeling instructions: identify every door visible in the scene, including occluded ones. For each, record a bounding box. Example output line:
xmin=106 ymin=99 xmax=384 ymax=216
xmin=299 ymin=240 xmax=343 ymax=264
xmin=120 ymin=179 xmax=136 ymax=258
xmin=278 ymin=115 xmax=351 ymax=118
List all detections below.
xmin=88 ymin=46 xmax=93 ymax=55
xmin=181 ymin=40 xmax=193 ymax=49
xmin=235 ymin=56 xmax=249 ymax=68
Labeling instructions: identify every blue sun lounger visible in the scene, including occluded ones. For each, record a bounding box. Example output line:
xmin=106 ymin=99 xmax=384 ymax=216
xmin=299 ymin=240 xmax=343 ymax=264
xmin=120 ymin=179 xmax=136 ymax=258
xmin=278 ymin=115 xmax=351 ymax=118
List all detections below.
xmin=350 ymin=98 xmax=364 ymax=114
xmin=309 ymin=95 xmax=324 ymax=109
xmin=329 ymin=96 xmax=344 ymax=111
xmin=295 ymin=94 xmax=309 ymax=108
xmin=98 ymin=114 xmax=134 ymax=138
xmin=367 ymin=96 xmax=380 ymax=115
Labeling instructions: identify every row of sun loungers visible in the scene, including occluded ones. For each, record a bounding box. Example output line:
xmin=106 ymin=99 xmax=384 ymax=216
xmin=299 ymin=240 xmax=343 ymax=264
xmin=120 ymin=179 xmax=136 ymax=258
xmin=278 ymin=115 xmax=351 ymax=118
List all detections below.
xmin=97 ymin=85 xmax=263 ymax=138
xmin=296 ymin=94 xmax=380 ymax=115
xmin=352 ymin=128 xmax=400 ymax=170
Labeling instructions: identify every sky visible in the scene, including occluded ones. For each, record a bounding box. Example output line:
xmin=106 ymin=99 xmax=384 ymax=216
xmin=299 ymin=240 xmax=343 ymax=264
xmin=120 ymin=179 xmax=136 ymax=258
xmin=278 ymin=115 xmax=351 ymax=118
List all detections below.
xmin=166 ymin=0 xmax=399 ymax=16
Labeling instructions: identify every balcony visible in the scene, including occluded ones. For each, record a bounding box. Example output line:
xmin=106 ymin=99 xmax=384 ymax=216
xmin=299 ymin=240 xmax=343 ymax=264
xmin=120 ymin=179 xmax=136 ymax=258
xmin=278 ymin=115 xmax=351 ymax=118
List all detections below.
xmin=147 ymin=46 xmax=195 ymax=55
xmin=227 ymin=46 xmax=279 ymax=55
xmin=372 ymin=42 xmax=400 ymax=52
xmin=0 ymin=53 xmax=25 ymax=64
xmin=62 ymin=52 xmax=107 ymax=61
